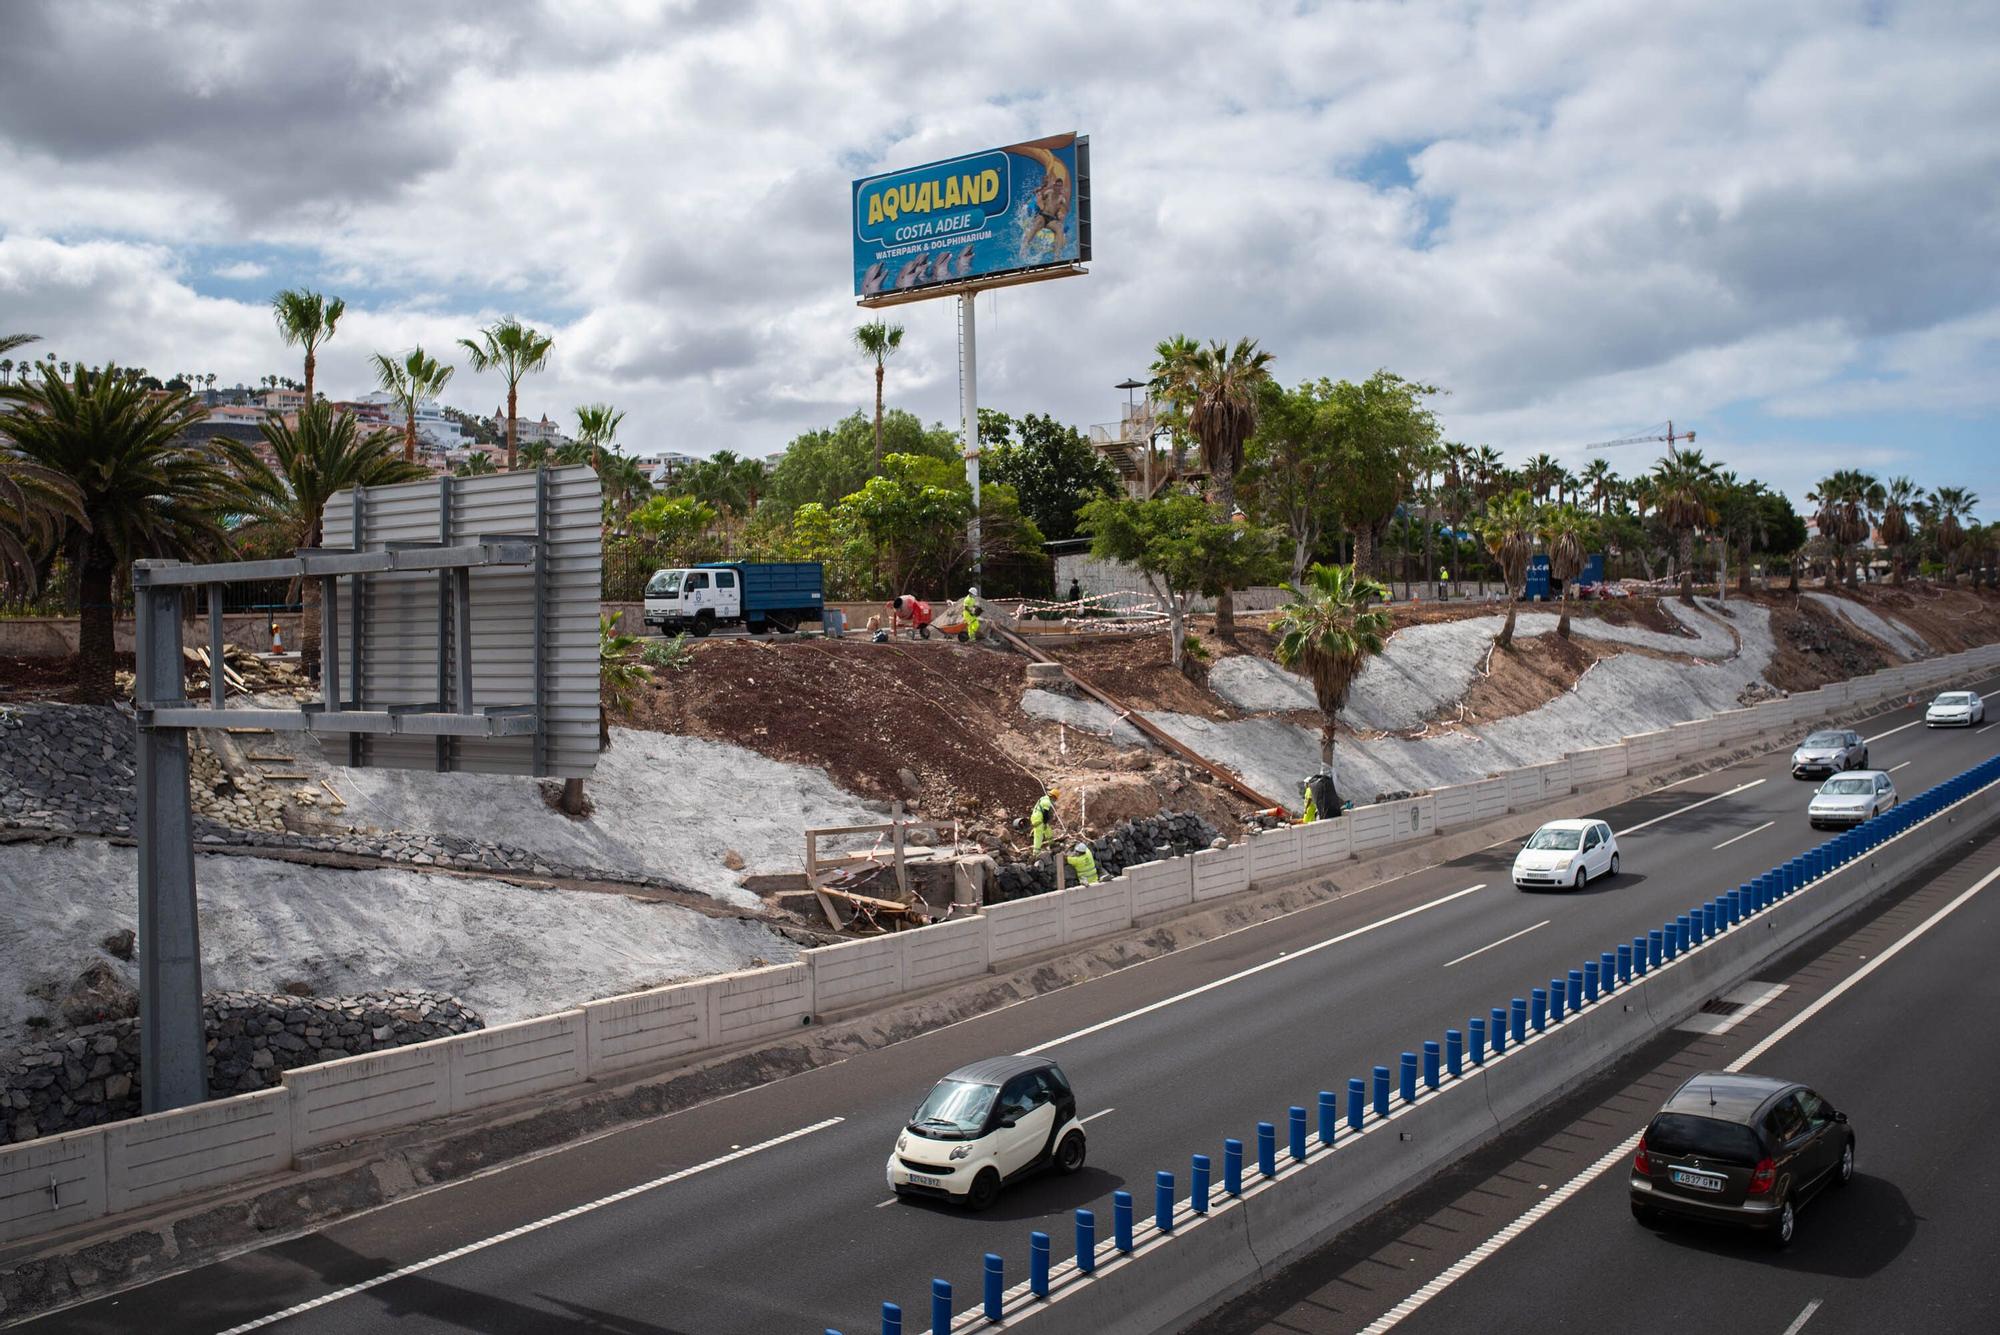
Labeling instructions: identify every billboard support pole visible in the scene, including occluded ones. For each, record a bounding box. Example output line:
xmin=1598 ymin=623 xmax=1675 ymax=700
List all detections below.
xmin=959 ymin=291 xmax=982 ymax=583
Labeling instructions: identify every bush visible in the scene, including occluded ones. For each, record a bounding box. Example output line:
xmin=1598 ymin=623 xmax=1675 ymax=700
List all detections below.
xmin=641 ymin=633 xmax=693 ymax=672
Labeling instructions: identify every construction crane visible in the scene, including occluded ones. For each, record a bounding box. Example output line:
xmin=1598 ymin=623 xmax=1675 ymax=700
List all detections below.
xmin=1583 ymin=420 xmax=1695 ymax=456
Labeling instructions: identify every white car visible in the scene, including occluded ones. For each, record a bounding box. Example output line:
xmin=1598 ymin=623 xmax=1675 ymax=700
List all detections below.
xmin=1808 ymin=771 xmax=1897 ymax=829
xmin=887 ymin=1056 xmax=1087 ymax=1210
xmin=1925 ymin=691 xmax=1986 ymax=727
xmin=1512 ymin=818 xmax=1620 ymax=890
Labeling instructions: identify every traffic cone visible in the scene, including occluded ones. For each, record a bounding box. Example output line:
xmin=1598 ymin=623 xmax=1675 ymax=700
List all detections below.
xmin=272 ymin=622 xmax=284 ymax=655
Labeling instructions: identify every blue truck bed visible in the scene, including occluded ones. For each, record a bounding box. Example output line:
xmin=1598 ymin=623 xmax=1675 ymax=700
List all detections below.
xmin=697 ymin=561 xmax=823 ymax=626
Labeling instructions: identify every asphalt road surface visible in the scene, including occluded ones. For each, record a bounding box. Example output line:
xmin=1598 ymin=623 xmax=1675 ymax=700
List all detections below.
xmin=22 ymin=678 xmax=1999 ymax=1335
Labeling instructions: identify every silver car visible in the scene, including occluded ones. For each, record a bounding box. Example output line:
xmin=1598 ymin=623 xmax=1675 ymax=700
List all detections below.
xmin=1924 ymin=691 xmax=1986 ymax=727
xmin=1807 ymin=770 xmax=1896 ymax=829
xmin=1790 ymin=729 xmax=1867 ymax=779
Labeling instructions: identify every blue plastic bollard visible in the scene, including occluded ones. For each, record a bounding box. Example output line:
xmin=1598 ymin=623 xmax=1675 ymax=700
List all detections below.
xmin=882 ymin=1300 xmax=902 ymax=1335
xmin=1289 ymin=1105 xmax=1307 ymax=1160
xmin=1531 ymin=987 xmax=1547 ymax=1031
xmin=1348 ymin=1079 xmax=1366 ymax=1131
xmin=1399 ymin=1052 xmax=1418 ymax=1104
xmin=1031 ymin=1231 xmax=1050 ymax=1298
xmin=1618 ymin=942 xmax=1633 ymax=983
xmin=1704 ymin=901 xmax=1718 ymax=938
xmin=1649 ymin=928 xmax=1664 ymax=967
xmin=1584 ymin=960 xmax=1600 ymax=1003
xmin=932 ymin=1278 xmax=953 ymax=1335
xmin=1423 ymin=1040 xmax=1441 ymax=1090
xmin=1114 ymin=1190 xmax=1134 ymax=1252
xmin=1374 ymin=1065 xmax=1391 ymax=1117
xmin=1446 ymin=1029 xmax=1463 ymax=1078
xmin=1155 ymin=1170 xmax=1174 ymax=1232
xmin=1258 ymin=1120 xmax=1277 ymax=1177
xmin=1511 ymin=997 xmax=1528 ymax=1045
xmin=1568 ymin=967 xmax=1584 ymax=1007
xmin=984 ymin=1253 xmax=1004 ymax=1321
xmin=1676 ymin=914 xmax=1691 ymax=954
xmin=1550 ymin=979 xmax=1566 ymax=1023
xmin=1600 ymin=951 xmax=1616 ymax=992
xmin=1224 ymin=1138 xmax=1243 ymax=1195
xmin=1075 ymin=1209 xmax=1096 ymax=1274
xmin=1319 ymin=1090 xmax=1338 ymax=1146
xmin=1192 ymin=1155 xmax=1211 ymax=1213
xmin=1470 ymin=1016 xmax=1487 ymax=1064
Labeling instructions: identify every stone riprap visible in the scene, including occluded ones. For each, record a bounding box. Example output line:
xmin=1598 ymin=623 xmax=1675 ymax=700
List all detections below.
xmin=0 ymin=989 xmax=479 ymax=1145
xmin=990 ymin=811 xmax=1220 ymax=901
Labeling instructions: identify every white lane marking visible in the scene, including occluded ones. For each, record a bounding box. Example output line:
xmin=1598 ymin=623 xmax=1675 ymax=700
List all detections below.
xmin=1712 ymin=820 xmax=1776 ymax=851
xmin=875 ymin=1196 xmax=899 ymax=1208
xmin=1675 ymin=982 xmax=1787 ymax=1036
xmin=1978 ymin=724 xmax=1993 ymax=736
xmin=212 ymin=1117 xmax=844 ymax=1333
xmin=1080 ymin=1107 xmax=1116 ymax=1124
xmin=1443 ymin=920 xmax=1550 ymax=969
xmin=1615 ymin=778 xmax=1765 ymax=837
xmin=1019 ymin=884 xmax=1487 ymax=1056
xmin=1864 ymin=718 xmax=1922 ymax=742
xmin=1360 ymin=857 xmax=2000 ymax=1333
xmin=1887 ymin=761 xmax=1911 ymax=773
xmin=1780 ymin=1298 xmax=1824 ymax=1335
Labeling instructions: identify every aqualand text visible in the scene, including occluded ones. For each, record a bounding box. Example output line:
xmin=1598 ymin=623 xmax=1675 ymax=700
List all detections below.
xmin=862 ymin=168 xmax=1003 ymax=226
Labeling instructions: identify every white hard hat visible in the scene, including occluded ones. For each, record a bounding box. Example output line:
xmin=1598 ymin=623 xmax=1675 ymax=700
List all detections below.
xmin=968 ymin=586 xmax=980 ymax=598
xmin=1073 ymin=842 xmax=1089 ymax=855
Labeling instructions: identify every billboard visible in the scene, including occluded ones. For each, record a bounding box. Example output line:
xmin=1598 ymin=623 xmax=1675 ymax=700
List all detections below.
xmin=852 ymin=132 xmax=1090 ymax=300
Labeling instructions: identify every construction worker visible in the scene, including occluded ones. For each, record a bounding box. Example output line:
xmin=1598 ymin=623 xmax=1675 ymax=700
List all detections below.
xmin=1066 ymin=840 xmax=1100 ymax=885
xmin=960 ymin=587 xmax=982 ymax=642
xmin=1300 ymin=780 xmax=1318 ymax=824
xmin=887 ymin=593 xmax=933 ymax=639
xmin=1031 ymin=787 xmax=1058 ymax=851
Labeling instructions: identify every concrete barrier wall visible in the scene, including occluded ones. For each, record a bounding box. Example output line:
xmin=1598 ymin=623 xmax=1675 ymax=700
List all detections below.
xmin=1190 ymin=844 xmax=1251 ymax=902
xmin=448 ymin=1010 xmax=587 ymax=1113
xmin=1347 ymin=803 xmax=1394 ymax=854
xmin=987 ymin=893 xmax=1067 ymax=964
xmin=1063 ymin=879 xmax=1133 ymax=943
xmin=104 ymin=1086 xmax=292 ymax=1213
xmin=1248 ymin=826 xmax=1303 ymax=882
xmin=584 ymin=983 xmax=712 ymax=1076
xmin=706 ymin=963 xmax=811 ymax=1046
xmin=806 ymin=935 xmax=906 ymax=1014
xmin=1626 ymin=731 xmax=1671 ymax=771
xmin=1533 ymin=759 xmax=1571 ymax=798
xmin=1470 ymin=778 xmax=1510 ymax=822
xmin=1432 ymin=784 xmax=1477 ymax=830
xmin=0 ymin=1126 xmax=107 ymax=1245
xmin=1128 ymin=857 xmax=1195 ymax=921
xmin=902 ymin=918 xmax=989 ymax=992
xmin=1298 ymin=814 xmax=1350 ymax=865
xmin=285 ymin=1042 xmax=450 ymax=1153
xmin=1388 ymin=796 xmax=1436 ymax=844
xmin=1502 ymin=768 xmax=1544 ymax=812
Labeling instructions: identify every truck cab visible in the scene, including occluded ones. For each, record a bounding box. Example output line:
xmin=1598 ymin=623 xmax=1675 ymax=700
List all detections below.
xmin=645 ymin=567 xmax=739 ymax=634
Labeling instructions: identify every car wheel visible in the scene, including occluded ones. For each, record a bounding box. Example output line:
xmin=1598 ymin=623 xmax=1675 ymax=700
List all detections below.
xmin=1055 ymin=1130 xmax=1087 ymax=1175
xmin=965 ymin=1167 xmax=1001 ymax=1212
xmin=1860 ymin=749 xmax=1869 ymax=768
xmin=1835 ymin=1137 xmax=1854 ymax=1188
xmin=1608 ymin=853 xmax=1620 ymax=878
xmin=1630 ymin=1200 xmax=1658 ymax=1227
xmin=1574 ymin=866 xmax=1587 ymax=890
xmin=1770 ymin=1198 xmax=1796 ymax=1248
xmin=691 ymin=612 xmax=714 ymax=638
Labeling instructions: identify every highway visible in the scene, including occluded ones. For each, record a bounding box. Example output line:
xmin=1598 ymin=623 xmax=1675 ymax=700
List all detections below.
xmin=1192 ymin=808 xmax=2000 ymax=1335
xmin=23 ymin=677 xmax=1999 ymax=1335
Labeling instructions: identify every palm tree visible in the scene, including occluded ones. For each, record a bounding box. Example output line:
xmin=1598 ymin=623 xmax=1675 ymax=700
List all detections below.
xmin=0 ymin=448 xmax=84 ymax=600
xmin=852 ymin=320 xmax=905 ymax=473
xmin=1653 ymin=449 xmax=1718 ymax=603
xmin=370 ymin=346 xmax=456 ymax=462
xmin=0 ymin=363 xmax=247 ymax=701
xmin=233 ymin=402 xmax=428 ymax=675
xmin=1477 ymin=489 xmax=1539 ymax=647
xmin=1522 ymin=452 xmax=1562 ymax=503
xmin=1808 ymin=469 xmax=1882 ymax=587
xmin=1471 ymin=445 xmax=1504 ymax=500
xmin=1539 ymin=504 xmax=1597 ymax=638
xmin=270 ymin=289 xmax=346 ymax=407
xmin=1273 ymin=562 xmax=1392 ymax=798
xmin=1580 ymin=458 xmax=1616 ymax=517
xmin=459 ymin=319 xmax=555 ymax=471
xmin=1151 ymin=336 xmax=1274 ymax=641
xmin=572 ymin=403 xmax=626 ymax=468
xmin=1927 ymin=486 xmax=1978 ymax=583
xmin=1878 ymin=477 xmax=1919 ymax=586
xmin=455 ymin=451 xmax=498 ymax=477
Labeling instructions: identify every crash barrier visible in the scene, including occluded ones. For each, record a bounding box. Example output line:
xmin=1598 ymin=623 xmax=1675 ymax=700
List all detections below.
xmin=854 ymin=751 xmax=2000 ymax=1335
xmin=5 ymin=645 xmax=1995 ymax=1248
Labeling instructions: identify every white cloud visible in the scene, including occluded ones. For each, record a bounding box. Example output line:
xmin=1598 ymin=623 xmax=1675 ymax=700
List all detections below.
xmin=210 ymin=259 xmax=268 ymax=281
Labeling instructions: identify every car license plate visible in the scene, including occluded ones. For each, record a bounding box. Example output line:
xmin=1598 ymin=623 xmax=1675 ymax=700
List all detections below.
xmin=908 ymin=1173 xmax=942 ymax=1190
xmin=1672 ymin=1168 xmax=1725 ymax=1192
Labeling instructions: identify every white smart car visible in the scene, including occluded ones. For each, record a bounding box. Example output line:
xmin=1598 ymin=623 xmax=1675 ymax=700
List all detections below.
xmin=1512 ymin=818 xmax=1620 ymax=890
xmin=887 ymin=1056 xmax=1087 ymax=1210
xmin=1925 ymin=691 xmax=1985 ymax=727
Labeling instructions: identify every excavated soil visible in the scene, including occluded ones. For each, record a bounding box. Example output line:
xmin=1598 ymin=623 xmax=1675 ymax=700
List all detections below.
xmin=1034 ymin=631 xmax=1240 ymax=717
xmin=0 ymin=653 xmax=154 ymax=703
xmin=1459 ymin=631 xmax=1605 ymax=725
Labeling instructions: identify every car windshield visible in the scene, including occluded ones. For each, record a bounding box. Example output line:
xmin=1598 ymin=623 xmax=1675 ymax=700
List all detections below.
xmin=645 ymin=570 xmax=681 ymax=596
xmin=1802 ymin=732 xmax=1844 ymax=747
xmin=1935 ymin=693 xmax=1973 ymax=706
xmin=1526 ymin=828 xmax=1583 ymax=851
xmin=1647 ymin=1113 xmax=1764 ymax=1165
xmin=1820 ymin=777 xmax=1872 ymax=795
xmin=909 ymin=1079 xmax=996 ymax=1137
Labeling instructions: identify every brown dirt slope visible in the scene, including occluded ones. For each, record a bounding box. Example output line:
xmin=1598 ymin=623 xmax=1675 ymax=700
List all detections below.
xmin=1460 ymin=632 xmax=1603 ymax=725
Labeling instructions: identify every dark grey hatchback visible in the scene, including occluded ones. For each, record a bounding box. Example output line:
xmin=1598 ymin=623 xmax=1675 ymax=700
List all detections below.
xmin=1629 ymin=1072 xmax=1854 ymax=1246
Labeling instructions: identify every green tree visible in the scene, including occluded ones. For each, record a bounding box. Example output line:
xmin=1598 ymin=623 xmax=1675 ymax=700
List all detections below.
xmin=458 ymin=318 xmax=555 ymax=471
xmin=1321 ymin=370 xmax=1443 ymax=580
xmin=233 ymin=402 xmax=428 ymax=675
xmin=980 ymin=411 xmax=1118 ymax=543
xmin=0 ymin=364 xmax=250 ymax=701
xmin=1927 ymin=485 xmax=1979 ymax=583
xmin=1241 ymin=379 xmax=1339 ymax=584
xmin=0 ymin=450 xmax=83 ymax=601
xmin=1476 ymin=489 xmax=1539 ymax=648
xmin=629 ymin=493 xmax=720 ymax=557
xmin=1653 ymin=448 xmax=1720 ymax=602
xmin=840 ymin=455 xmax=975 ymax=596
xmin=1537 ymin=504 xmax=1597 ymax=638
xmin=1272 ymin=562 xmax=1392 ymax=791
xmin=454 ymin=451 xmax=498 ymax=477
xmin=573 ymin=403 xmax=626 ymax=467
xmin=765 ymin=409 xmax=956 ymax=515
xmin=370 ymin=346 xmax=456 ymax=463
xmin=270 ymin=289 xmax=345 ymax=407
xmin=1808 ymin=469 xmax=1882 ymax=588
xmin=1079 ymin=492 xmax=1280 ymax=670
xmin=852 ymin=319 xmax=905 ymax=473
xmin=1878 ymin=476 xmax=1919 ymax=586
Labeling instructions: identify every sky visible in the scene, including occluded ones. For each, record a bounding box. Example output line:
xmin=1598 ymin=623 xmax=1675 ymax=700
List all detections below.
xmin=0 ymin=0 xmax=1994 ymax=516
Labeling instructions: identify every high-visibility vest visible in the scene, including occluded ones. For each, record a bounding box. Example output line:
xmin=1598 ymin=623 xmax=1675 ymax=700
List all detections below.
xmin=1065 ymin=846 xmax=1100 ymax=884
xmin=1301 ymin=785 xmax=1318 ymax=823
xmin=961 ymin=594 xmax=981 ymax=635
xmin=1031 ymin=795 xmax=1054 ymax=847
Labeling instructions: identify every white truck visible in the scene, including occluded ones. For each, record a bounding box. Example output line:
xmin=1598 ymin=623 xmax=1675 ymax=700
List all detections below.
xmin=642 ymin=561 xmax=825 ymax=636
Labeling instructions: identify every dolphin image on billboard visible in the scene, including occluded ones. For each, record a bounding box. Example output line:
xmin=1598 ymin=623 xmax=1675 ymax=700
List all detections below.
xmin=853 ymin=132 xmax=1090 ymax=299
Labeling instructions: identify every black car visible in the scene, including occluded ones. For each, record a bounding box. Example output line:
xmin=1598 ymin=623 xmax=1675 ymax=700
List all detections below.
xmin=1629 ymin=1072 xmax=1853 ymax=1246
